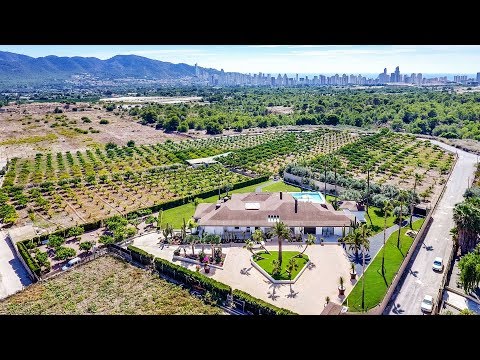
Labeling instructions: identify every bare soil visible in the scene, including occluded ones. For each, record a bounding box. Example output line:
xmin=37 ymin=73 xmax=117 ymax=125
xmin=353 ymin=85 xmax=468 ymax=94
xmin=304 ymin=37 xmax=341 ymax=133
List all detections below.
xmin=0 ymin=102 xmax=186 ymax=159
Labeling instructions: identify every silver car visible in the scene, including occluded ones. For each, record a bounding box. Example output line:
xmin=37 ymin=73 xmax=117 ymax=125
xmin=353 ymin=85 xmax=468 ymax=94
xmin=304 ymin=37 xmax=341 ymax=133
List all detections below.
xmin=421 ymin=295 xmax=434 ymax=313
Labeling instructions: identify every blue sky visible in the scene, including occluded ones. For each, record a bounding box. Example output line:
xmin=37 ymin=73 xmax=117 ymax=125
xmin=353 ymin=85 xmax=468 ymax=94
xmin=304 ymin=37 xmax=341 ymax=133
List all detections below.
xmin=1 ymin=45 xmax=480 ymax=74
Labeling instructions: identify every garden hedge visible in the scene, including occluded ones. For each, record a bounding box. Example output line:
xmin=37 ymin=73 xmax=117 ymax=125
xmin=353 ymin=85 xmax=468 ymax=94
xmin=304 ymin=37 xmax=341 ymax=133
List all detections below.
xmin=154 ymin=257 xmax=232 ymax=301
xmin=232 ymin=289 xmax=297 ymax=315
xmin=127 ymin=245 xmax=154 ymax=265
xmin=17 ymin=241 xmax=40 ymax=276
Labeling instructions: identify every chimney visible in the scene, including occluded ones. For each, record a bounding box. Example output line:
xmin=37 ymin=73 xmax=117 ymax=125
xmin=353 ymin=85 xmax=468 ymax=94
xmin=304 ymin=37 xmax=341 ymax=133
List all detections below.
xmin=295 ymin=199 xmax=298 ymax=213
xmin=280 ymin=191 xmax=283 ymax=200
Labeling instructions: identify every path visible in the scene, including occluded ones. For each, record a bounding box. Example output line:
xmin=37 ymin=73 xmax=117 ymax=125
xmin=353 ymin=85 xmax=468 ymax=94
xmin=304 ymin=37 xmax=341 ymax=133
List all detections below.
xmin=344 ymin=217 xmax=420 ymax=277
xmin=385 ymin=140 xmax=477 ymax=315
xmin=0 ymin=230 xmax=32 ymax=299
xmin=255 ymin=179 xmax=277 ymax=192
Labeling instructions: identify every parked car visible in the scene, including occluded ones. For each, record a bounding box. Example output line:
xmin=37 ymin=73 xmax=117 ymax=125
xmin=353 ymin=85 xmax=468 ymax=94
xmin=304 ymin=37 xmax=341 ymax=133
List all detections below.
xmin=421 ymin=295 xmax=434 ymax=313
xmin=62 ymin=257 xmax=81 ymax=271
xmin=401 ymin=220 xmax=409 ymax=227
xmin=432 ymin=257 xmax=444 ymax=272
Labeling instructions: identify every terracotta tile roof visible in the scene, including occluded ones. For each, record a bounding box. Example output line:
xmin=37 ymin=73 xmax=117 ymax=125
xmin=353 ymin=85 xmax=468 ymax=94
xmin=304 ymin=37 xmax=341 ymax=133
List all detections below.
xmin=195 ymin=192 xmax=351 ymax=228
xmin=338 ymin=201 xmax=359 ymax=211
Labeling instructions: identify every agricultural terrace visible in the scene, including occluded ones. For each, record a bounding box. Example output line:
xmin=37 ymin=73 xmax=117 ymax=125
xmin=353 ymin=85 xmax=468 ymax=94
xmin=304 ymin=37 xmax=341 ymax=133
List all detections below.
xmin=0 ymin=256 xmax=222 ymax=315
xmin=218 ymin=128 xmax=357 ymax=175
xmin=309 ymin=130 xmax=455 ymax=200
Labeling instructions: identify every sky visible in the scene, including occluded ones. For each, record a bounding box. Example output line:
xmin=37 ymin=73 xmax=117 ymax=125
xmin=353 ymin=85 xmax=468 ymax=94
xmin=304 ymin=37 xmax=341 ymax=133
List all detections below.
xmin=1 ymin=45 xmax=480 ymax=75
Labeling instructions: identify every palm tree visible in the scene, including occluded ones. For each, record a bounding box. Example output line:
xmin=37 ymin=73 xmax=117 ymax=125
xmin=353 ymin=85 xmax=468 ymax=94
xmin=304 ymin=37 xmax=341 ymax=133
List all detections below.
xmin=453 ymin=201 xmax=480 ymax=254
xmin=243 ymin=239 xmax=256 ymax=256
xmin=296 ymin=233 xmax=316 ymax=258
xmin=381 ymin=200 xmax=394 ymax=277
xmin=344 ymin=226 xmax=363 ymax=258
xmin=358 ymin=223 xmax=372 ymax=311
xmin=252 ymin=229 xmax=270 ymax=254
xmin=396 ymin=190 xmax=409 ymax=249
xmin=272 ymin=221 xmax=291 ymax=266
xmin=409 ymin=173 xmax=422 ymax=230
xmin=331 ymin=155 xmax=341 ymax=209
xmin=271 ymin=259 xmax=281 ymax=277
xmin=203 ymin=233 xmax=221 ymax=258
xmin=286 ymin=257 xmax=299 ymax=280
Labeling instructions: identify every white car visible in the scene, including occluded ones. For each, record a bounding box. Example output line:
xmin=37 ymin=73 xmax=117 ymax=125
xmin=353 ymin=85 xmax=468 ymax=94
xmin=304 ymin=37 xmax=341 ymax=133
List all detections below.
xmin=432 ymin=257 xmax=444 ymax=272
xmin=62 ymin=257 xmax=81 ymax=271
xmin=421 ymin=295 xmax=434 ymax=313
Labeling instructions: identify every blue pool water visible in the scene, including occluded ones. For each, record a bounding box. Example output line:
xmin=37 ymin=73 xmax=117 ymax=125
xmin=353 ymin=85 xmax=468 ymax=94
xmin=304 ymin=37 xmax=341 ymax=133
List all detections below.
xmin=290 ymin=192 xmax=326 ymax=204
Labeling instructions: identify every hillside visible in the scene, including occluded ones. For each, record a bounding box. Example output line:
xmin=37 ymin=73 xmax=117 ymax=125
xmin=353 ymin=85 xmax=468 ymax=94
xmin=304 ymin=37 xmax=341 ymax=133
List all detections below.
xmin=0 ymin=51 xmax=218 ymax=85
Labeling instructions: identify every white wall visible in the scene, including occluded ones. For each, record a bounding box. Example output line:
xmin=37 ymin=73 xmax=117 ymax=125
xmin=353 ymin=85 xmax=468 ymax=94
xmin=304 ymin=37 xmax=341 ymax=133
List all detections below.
xmin=334 ymin=227 xmax=344 ymax=236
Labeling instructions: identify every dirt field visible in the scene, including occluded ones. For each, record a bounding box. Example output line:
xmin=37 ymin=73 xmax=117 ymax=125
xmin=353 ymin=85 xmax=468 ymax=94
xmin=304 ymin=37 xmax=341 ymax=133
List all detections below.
xmin=0 ymin=255 xmax=222 ymax=315
xmin=0 ymin=102 xmax=186 ymax=159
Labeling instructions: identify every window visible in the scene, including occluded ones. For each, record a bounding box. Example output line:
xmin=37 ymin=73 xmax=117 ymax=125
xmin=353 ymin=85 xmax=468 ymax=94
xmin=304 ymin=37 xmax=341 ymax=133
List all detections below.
xmin=234 ymin=227 xmax=240 ymax=230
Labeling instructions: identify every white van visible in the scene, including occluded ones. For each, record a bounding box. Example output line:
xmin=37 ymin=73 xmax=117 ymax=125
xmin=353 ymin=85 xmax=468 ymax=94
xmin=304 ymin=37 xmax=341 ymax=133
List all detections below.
xmin=61 ymin=257 xmax=81 ymax=271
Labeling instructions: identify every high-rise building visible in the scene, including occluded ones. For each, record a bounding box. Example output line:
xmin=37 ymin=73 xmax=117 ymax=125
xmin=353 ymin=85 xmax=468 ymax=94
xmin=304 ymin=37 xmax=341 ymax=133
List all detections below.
xmin=477 ymin=72 xmax=480 ymax=83
xmin=394 ymin=66 xmax=400 ymax=82
xmin=417 ymin=73 xmax=422 ymax=85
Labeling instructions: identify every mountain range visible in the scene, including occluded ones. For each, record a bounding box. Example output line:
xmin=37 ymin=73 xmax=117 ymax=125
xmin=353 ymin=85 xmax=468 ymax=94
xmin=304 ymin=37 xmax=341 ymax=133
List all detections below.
xmin=0 ymin=51 xmax=220 ymax=85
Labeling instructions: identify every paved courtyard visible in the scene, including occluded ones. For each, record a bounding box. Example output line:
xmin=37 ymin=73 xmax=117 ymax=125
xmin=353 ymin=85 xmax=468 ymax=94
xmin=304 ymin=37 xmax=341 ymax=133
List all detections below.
xmin=133 ymin=233 xmax=354 ymax=314
xmin=0 ymin=230 xmax=32 ymax=299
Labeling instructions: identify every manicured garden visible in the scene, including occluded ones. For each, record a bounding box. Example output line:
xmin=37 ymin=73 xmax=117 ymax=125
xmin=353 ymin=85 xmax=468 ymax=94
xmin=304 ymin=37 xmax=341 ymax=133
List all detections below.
xmin=254 ymin=251 xmax=309 ymax=280
xmin=345 ymin=218 xmax=425 ymax=312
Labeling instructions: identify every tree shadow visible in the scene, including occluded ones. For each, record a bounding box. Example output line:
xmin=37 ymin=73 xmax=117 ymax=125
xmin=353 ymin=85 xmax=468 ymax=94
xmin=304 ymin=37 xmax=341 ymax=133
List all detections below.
xmin=409 ymin=269 xmax=419 ymax=278
xmin=391 ymin=303 xmax=405 ymax=314
xmin=286 ymin=283 xmax=299 ymax=298
xmin=422 ymin=243 xmax=434 ymax=251
xmin=307 ymin=262 xmax=316 ymax=270
xmin=267 ymin=283 xmax=281 ymax=301
xmin=240 ymin=267 xmax=252 ymax=276
xmin=346 ymin=251 xmax=372 ymax=266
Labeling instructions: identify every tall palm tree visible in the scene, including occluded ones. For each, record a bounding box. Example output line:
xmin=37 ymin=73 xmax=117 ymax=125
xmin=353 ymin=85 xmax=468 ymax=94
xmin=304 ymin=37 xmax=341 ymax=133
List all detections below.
xmin=296 ymin=233 xmax=316 ymax=258
xmin=185 ymin=234 xmax=198 ymax=255
xmin=330 ymin=155 xmax=341 ymax=208
xmin=409 ymin=173 xmax=422 ymax=230
xmin=453 ymin=201 xmax=480 ymax=254
xmin=344 ymin=226 xmax=363 ymax=258
xmin=359 ymin=223 xmax=372 ymax=311
xmin=272 ymin=221 xmax=291 ymax=266
xmin=396 ymin=190 xmax=409 ymax=249
xmin=381 ymin=200 xmax=394 ymax=277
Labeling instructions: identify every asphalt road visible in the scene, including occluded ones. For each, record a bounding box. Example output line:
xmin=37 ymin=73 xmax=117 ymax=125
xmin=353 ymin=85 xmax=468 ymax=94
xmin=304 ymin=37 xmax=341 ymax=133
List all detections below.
xmin=385 ymin=140 xmax=477 ymax=315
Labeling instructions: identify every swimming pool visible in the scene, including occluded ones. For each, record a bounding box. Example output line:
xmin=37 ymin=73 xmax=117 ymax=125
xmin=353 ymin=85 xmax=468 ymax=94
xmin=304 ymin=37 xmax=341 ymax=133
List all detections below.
xmin=289 ymin=192 xmax=326 ymax=204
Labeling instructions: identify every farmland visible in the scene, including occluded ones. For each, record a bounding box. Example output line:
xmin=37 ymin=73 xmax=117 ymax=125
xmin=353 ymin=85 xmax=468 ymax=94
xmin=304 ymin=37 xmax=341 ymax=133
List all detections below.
xmin=0 ymin=256 xmax=222 ymax=315
xmin=0 ymin=126 xmax=454 ymax=231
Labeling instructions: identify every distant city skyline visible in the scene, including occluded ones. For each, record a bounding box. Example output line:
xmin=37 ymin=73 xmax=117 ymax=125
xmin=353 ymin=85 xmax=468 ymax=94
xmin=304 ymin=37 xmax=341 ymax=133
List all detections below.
xmin=1 ymin=45 xmax=480 ymax=74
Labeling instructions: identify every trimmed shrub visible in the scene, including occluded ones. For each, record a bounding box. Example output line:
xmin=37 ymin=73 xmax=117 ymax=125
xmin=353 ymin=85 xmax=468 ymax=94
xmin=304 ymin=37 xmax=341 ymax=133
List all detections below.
xmin=127 ymin=245 xmax=154 ymax=265
xmin=17 ymin=241 xmax=40 ymax=276
xmin=232 ymin=289 xmax=297 ymax=315
xmin=154 ymin=257 xmax=231 ymax=301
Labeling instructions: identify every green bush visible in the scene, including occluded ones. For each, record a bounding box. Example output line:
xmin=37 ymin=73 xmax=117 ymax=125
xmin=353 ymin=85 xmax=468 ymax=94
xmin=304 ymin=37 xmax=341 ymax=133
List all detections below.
xmin=79 ymin=241 xmax=93 ymax=251
xmin=99 ymin=119 xmax=109 ymax=125
xmin=55 ymin=246 xmax=76 ymax=260
xmin=232 ymin=289 xmax=297 ymax=315
xmin=154 ymin=257 xmax=231 ymax=301
xmin=128 ymin=245 xmax=154 ymax=265
xmin=17 ymin=242 xmax=40 ymax=276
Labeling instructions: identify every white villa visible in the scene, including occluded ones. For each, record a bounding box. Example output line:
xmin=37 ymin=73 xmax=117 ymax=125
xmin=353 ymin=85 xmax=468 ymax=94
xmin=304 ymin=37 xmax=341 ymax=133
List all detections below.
xmin=193 ymin=191 xmax=354 ymax=242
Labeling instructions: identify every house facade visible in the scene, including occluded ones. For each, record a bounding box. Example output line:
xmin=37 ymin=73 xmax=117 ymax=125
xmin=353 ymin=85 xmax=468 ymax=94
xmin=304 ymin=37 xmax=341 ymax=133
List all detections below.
xmin=193 ymin=192 xmax=353 ymax=241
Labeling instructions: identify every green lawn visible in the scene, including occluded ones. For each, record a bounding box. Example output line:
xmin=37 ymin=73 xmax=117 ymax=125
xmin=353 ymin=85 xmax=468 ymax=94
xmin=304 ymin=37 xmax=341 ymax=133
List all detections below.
xmin=254 ymin=251 xmax=309 ymax=280
xmin=160 ymin=180 xmax=271 ymax=228
xmin=345 ymin=218 xmax=425 ymax=312
xmin=261 ymin=182 xmax=300 ymax=192
xmin=365 ymin=207 xmax=397 ymax=234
